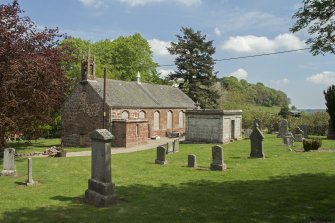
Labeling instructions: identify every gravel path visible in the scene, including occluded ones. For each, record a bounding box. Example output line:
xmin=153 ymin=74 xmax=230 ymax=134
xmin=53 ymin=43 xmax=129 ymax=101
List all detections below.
xmin=66 ymin=137 xmax=181 ymax=157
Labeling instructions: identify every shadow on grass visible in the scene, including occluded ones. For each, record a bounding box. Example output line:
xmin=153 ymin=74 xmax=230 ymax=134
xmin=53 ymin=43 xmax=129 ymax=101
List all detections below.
xmin=1 ymin=173 xmax=335 ymax=223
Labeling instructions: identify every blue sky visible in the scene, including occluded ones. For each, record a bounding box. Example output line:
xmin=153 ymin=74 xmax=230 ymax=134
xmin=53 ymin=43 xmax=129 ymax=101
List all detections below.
xmin=4 ymin=0 xmax=335 ymax=109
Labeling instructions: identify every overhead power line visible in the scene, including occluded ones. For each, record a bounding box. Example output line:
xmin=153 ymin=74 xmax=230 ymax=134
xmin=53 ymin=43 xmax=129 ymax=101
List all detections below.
xmin=157 ymin=47 xmax=311 ymax=67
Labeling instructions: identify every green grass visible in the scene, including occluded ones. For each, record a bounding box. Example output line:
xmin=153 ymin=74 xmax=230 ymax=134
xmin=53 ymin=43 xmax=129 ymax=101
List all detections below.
xmin=1 ymin=135 xmax=335 ymax=223
xmin=7 ymin=139 xmax=90 ymax=154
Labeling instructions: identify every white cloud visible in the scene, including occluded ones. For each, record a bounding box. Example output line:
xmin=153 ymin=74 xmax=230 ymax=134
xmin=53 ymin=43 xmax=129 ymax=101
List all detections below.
xmin=214 ymin=27 xmax=221 ymax=36
xmin=271 ymin=78 xmax=290 ymax=85
xmin=148 ymin=39 xmax=171 ymax=57
xmin=306 ymin=71 xmax=335 ymax=85
xmin=228 ymin=68 xmax=248 ymax=80
xmin=119 ymin=0 xmax=200 ymax=6
xmin=221 ymin=33 xmax=306 ymax=53
xmin=158 ymin=69 xmax=175 ymax=78
xmin=79 ymin=0 xmax=104 ymax=8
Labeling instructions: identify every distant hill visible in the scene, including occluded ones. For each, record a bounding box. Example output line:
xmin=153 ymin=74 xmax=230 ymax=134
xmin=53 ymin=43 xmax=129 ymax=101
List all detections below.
xmin=299 ymin=109 xmax=326 ymax=113
xmin=218 ymin=76 xmax=289 ymax=108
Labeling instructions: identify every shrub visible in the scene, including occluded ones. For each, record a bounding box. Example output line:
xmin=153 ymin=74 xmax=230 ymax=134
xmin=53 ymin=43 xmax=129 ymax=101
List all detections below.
xmin=303 ymin=139 xmax=322 ymax=151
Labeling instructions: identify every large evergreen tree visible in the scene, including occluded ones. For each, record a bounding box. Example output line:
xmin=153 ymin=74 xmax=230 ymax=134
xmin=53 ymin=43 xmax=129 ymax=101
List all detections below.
xmin=324 ymin=85 xmax=335 ymax=128
xmin=168 ymin=27 xmax=219 ymax=108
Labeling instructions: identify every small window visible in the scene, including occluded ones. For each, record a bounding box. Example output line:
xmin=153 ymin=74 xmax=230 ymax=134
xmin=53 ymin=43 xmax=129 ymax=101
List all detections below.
xmin=121 ymin=111 xmax=129 ymax=119
xmin=178 ymin=111 xmax=184 ymax=128
xmin=139 ymin=111 xmax=146 ymax=119
xmin=154 ymin=111 xmax=160 ymax=130
xmin=167 ymin=111 xmax=173 ymax=129
xmin=136 ymin=124 xmax=139 ymax=137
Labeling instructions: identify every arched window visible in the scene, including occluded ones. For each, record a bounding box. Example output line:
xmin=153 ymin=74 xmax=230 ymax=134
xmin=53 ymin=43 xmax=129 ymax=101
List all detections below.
xmin=121 ymin=111 xmax=129 ymax=119
xmin=154 ymin=111 xmax=160 ymax=130
xmin=178 ymin=111 xmax=184 ymax=128
xmin=139 ymin=111 xmax=146 ymax=119
xmin=167 ymin=111 xmax=173 ymax=129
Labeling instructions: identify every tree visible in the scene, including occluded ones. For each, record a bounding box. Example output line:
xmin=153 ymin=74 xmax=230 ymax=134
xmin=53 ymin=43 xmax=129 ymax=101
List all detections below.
xmin=278 ymin=105 xmax=290 ymax=119
xmin=324 ymin=85 xmax=335 ymax=128
xmin=168 ymin=27 xmax=219 ymax=108
xmin=291 ymin=0 xmax=335 ymax=55
xmin=61 ymin=34 xmax=163 ymax=84
xmin=0 ymin=1 xmax=70 ymax=150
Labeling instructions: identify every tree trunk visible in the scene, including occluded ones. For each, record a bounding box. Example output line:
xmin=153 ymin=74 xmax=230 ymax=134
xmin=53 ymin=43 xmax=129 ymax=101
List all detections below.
xmin=0 ymin=131 xmax=7 ymax=151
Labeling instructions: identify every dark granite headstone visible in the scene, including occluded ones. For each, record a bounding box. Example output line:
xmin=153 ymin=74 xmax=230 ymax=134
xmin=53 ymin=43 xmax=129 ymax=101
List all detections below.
xmin=210 ymin=145 xmax=226 ymax=171
xmin=155 ymin=146 xmax=167 ymax=165
xmin=250 ymin=124 xmax=265 ymax=158
xmin=188 ymin=154 xmax=196 ymax=168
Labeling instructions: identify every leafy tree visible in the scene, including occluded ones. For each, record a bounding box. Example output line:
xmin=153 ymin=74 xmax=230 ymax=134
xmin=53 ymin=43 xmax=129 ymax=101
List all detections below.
xmin=168 ymin=27 xmax=219 ymax=108
xmin=324 ymin=85 xmax=335 ymax=128
xmin=278 ymin=105 xmax=290 ymax=118
xmin=61 ymin=33 xmax=163 ymax=84
xmin=291 ymin=0 xmax=335 ymax=55
xmin=0 ymin=1 xmax=70 ymax=150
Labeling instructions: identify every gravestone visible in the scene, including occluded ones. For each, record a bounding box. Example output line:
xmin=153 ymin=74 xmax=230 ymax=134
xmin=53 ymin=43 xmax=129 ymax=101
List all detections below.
xmin=283 ymin=132 xmax=294 ymax=147
xmin=85 ymin=129 xmax=116 ymax=207
xmin=254 ymin=118 xmax=262 ymax=132
xmin=1 ymin=148 xmax=17 ymax=176
xmin=243 ymin=129 xmax=253 ymax=139
xmin=166 ymin=142 xmax=173 ymax=154
xmin=298 ymin=125 xmax=308 ymax=138
xmin=210 ymin=145 xmax=227 ymax=171
xmin=294 ymin=127 xmax=304 ymax=142
xmin=155 ymin=146 xmax=167 ymax=165
xmin=188 ymin=154 xmax=196 ymax=168
xmin=26 ymin=158 xmax=34 ymax=186
xmin=277 ymin=119 xmax=288 ymax=138
xmin=173 ymin=139 xmax=179 ymax=153
xmin=250 ymin=123 xmax=265 ymax=158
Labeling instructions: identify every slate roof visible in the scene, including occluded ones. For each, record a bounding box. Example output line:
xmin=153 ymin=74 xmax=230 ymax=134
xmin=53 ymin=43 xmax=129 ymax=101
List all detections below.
xmin=88 ymin=78 xmax=196 ymax=109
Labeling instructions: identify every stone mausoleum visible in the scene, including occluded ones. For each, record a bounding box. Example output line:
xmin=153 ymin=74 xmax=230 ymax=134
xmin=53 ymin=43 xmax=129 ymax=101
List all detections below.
xmin=61 ymin=57 xmax=196 ymax=148
xmin=185 ymin=109 xmax=243 ymax=143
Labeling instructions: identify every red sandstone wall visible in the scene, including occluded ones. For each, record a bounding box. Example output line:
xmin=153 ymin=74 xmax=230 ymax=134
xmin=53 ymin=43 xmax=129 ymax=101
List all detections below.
xmin=111 ymin=108 xmax=186 ymax=137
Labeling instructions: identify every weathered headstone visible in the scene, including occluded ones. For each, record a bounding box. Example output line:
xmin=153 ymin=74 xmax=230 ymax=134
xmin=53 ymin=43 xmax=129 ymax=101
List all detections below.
xmin=294 ymin=127 xmax=304 ymax=142
xmin=250 ymin=123 xmax=265 ymax=158
xmin=277 ymin=119 xmax=288 ymax=138
xmin=85 ymin=129 xmax=116 ymax=207
xmin=26 ymin=158 xmax=34 ymax=186
xmin=166 ymin=142 xmax=173 ymax=154
xmin=173 ymin=139 xmax=179 ymax=153
xmin=155 ymin=146 xmax=167 ymax=165
xmin=298 ymin=125 xmax=309 ymax=138
xmin=188 ymin=154 xmax=196 ymax=168
xmin=254 ymin=118 xmax=262 ymax=132
xmin=1 ymin=148 xmax=17 ymax=176
xmin=243 ymin=129 xmax=253 ymax=139
xmin=210 ymin=145 xmax=226 ymax=171
xmin=283 ymin=132 xmax=295 ymax=147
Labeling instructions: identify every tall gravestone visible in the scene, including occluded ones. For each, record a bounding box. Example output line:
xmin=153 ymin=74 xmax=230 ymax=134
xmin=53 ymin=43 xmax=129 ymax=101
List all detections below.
xmin=250 ymin=123 xmax=265 ymax=158
xmin=173 ymin=139 xmax=180 ymax=153
xmin=1 ymin=148 xmax=17 ymax=176
xmin=277 ymin=119 xmax=288 ymax=138
xmin=85 ymin=129 xmax=116 ymax=207
xmin=210 ymin=145 xmax=226 ymax=171
xmin=155 ymin=146 xmax=167 ymax=165
xmin=298 ymin=125 xmax=308 ymax=138
xmin=26 ymin=158 xmax=34 ymax=186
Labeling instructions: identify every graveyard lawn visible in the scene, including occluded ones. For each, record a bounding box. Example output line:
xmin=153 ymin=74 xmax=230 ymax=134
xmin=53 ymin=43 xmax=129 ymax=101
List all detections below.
xmin=1 ymin=134 xmax=335 ymax=223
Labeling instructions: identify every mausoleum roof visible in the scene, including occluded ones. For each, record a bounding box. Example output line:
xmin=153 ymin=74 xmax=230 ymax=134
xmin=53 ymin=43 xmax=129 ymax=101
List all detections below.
xmin=88 ymin=79 xmax=196 ymax=109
